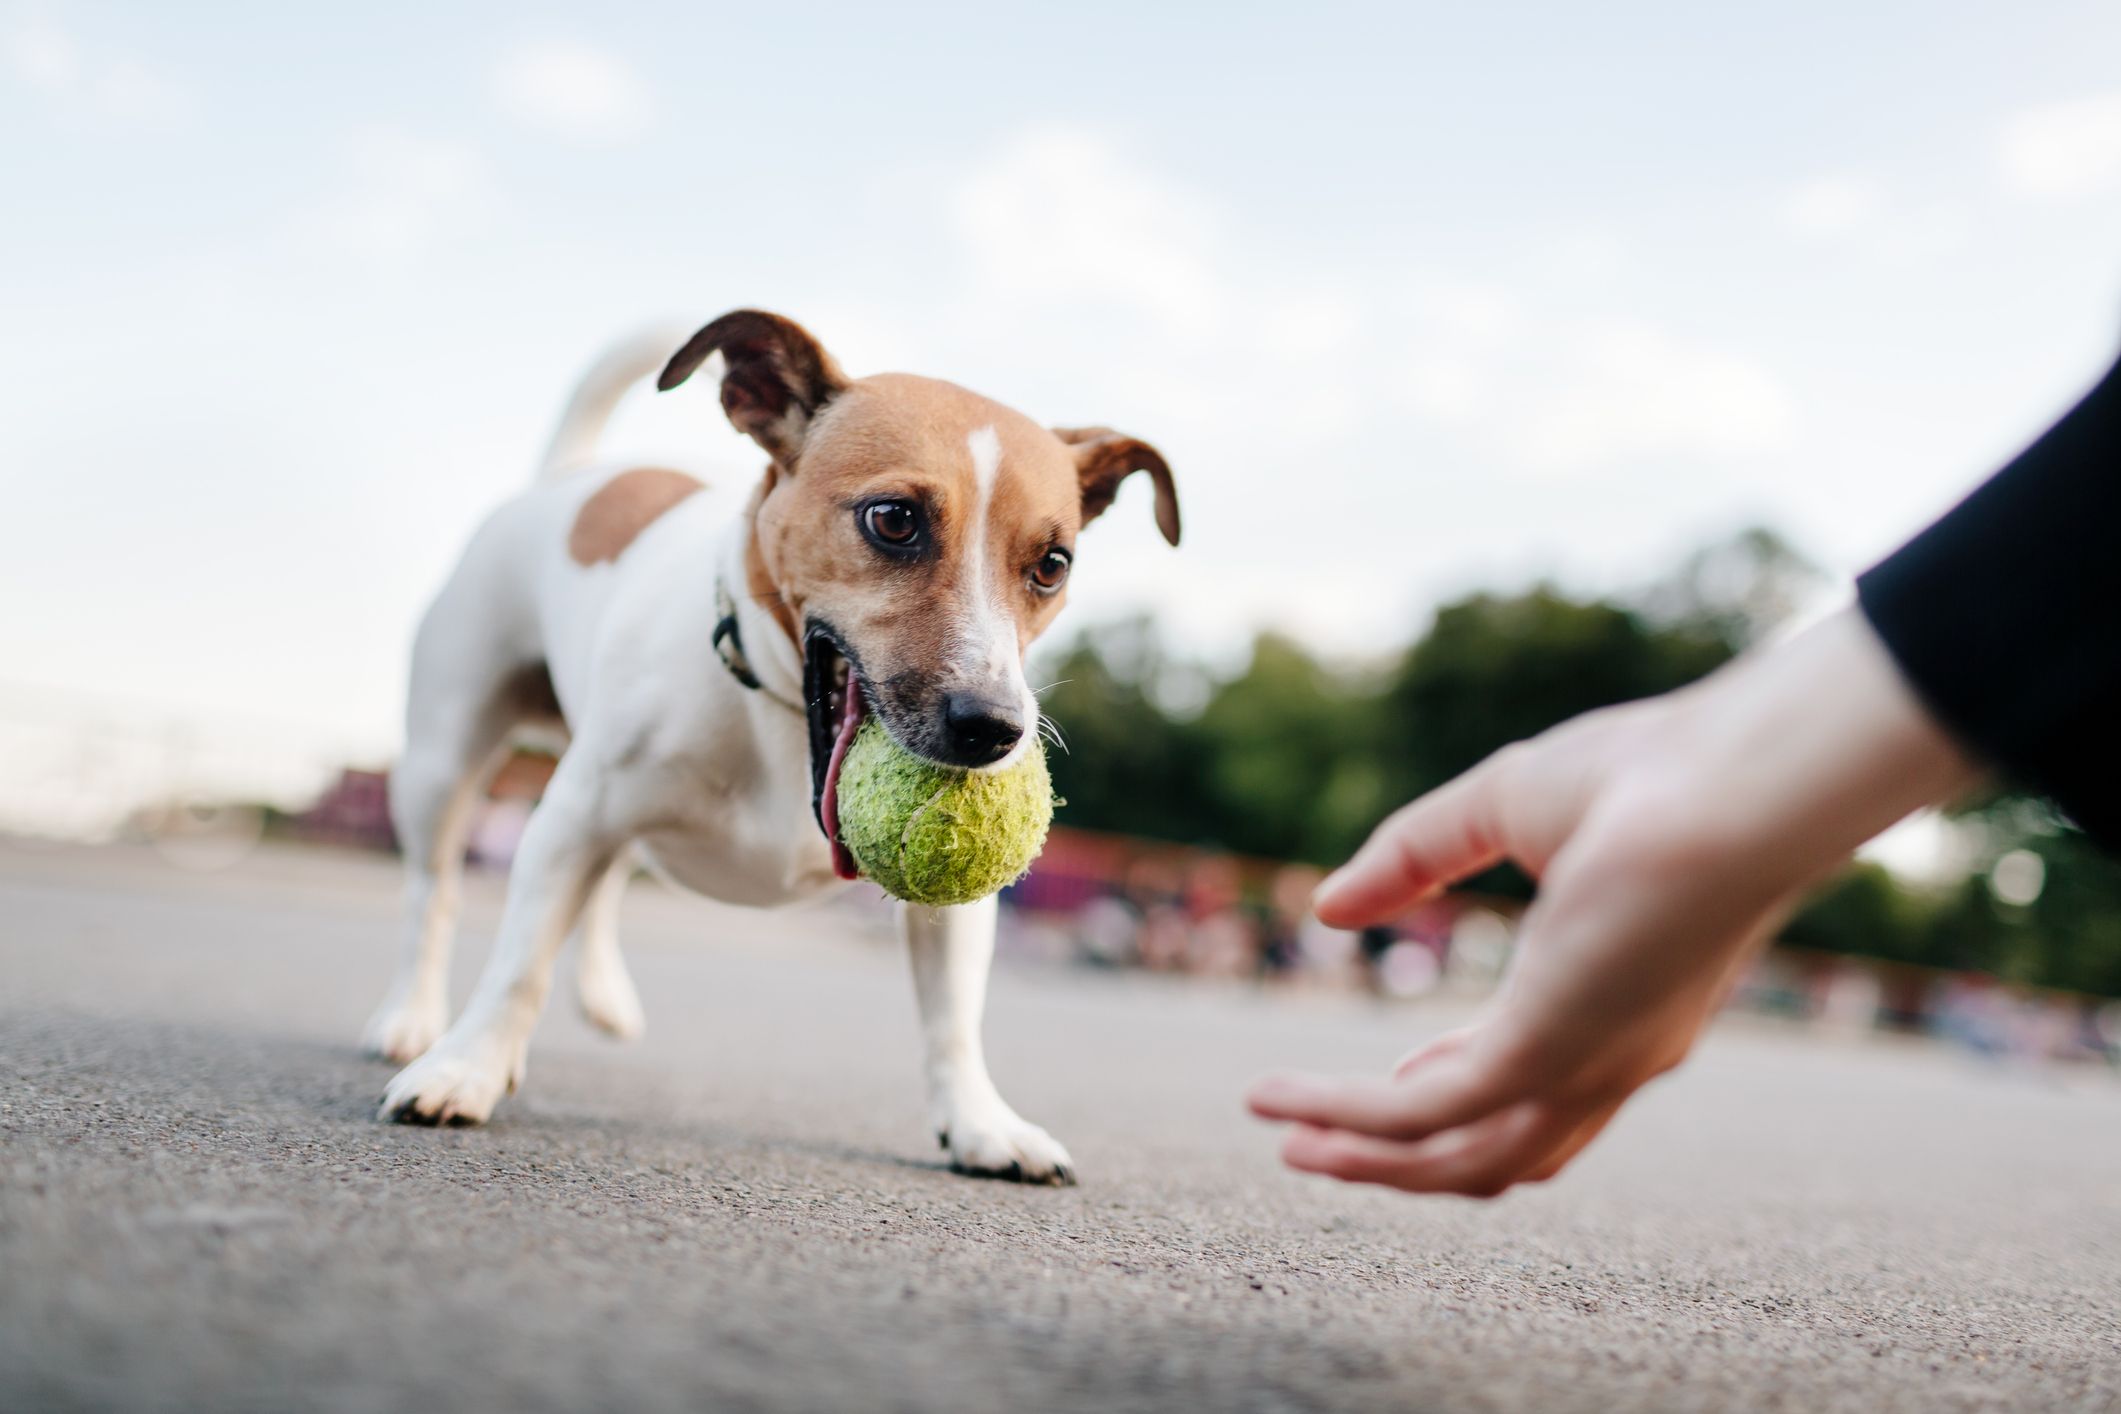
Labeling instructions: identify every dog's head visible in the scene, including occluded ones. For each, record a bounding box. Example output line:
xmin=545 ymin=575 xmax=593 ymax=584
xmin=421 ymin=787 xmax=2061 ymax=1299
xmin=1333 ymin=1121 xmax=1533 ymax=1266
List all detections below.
xmin=659 ymin=309 xmax=1179 ymax=873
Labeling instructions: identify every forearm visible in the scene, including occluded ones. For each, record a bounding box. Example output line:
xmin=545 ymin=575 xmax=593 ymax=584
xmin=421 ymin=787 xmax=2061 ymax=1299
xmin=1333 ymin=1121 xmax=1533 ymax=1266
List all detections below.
xmin=1670 ymin=607 xmax=1984 ymax=876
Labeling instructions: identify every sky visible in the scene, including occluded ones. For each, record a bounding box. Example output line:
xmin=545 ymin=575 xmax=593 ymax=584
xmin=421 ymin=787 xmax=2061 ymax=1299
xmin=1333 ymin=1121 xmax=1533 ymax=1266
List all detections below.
xmin=5 ymin=0 xmax=2121 ymax=781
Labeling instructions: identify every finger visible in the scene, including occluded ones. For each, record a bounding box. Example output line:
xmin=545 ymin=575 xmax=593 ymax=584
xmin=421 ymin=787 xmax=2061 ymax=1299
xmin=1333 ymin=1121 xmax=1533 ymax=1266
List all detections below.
xmin=1432 ymin=1105 xmax=1589 ymax=1196
xmin=1279 ymin=1123 xmax=1446 ymax=1189
xmin=1393 ymin=1026 xmax=1473 ymax=1080
xmin=1246 ymin=1053 xmax=1509 ymax=1141
xmin=1312 ymin=761 xmax=1511 ymax=928
xmin=1282 ymin=1103 xmax=1572 ymax=1197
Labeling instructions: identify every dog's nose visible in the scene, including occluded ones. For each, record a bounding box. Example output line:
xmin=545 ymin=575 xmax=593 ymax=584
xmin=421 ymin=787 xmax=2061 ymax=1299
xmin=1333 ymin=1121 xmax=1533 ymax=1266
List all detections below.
xmin=941 ymin=693 xmax=1025 ymax=766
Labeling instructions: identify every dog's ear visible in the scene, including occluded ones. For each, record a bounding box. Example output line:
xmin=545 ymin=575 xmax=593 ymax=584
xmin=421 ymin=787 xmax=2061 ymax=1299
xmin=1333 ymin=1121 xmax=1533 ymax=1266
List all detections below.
xmin=658 ymin=310 xmax=851 ymax=465
xmin=1053 ymin=426 xmax=1180 ymax=547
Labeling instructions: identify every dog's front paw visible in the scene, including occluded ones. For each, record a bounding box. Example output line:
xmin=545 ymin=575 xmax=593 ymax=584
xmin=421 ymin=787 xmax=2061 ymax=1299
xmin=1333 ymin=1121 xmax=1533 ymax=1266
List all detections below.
xmin=378 ymin=1033 xmax=524 ymax=1126
xmin=938 ymin=1101 xmax=1076 ymax=1186
xmin=360 ymin=992 xmax=448 ymax=1064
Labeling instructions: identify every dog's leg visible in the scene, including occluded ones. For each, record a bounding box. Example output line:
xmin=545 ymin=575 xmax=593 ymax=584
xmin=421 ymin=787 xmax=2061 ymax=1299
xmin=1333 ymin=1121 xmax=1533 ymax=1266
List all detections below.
xmin=575 ymin=849 xmax=645 ymax=1040
xmin=361 ymin=734 xmax=506 ymax=1064
xmin=380 ymin=758 xmax=618 ymax=1125
xmin=904 ymin=897 xmax=1075 ymax=1184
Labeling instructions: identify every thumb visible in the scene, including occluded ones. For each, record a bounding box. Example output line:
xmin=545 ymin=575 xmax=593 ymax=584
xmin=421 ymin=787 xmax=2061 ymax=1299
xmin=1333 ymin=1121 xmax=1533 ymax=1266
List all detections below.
xmin=1313 ymin=758 xmax=1510 ymax=928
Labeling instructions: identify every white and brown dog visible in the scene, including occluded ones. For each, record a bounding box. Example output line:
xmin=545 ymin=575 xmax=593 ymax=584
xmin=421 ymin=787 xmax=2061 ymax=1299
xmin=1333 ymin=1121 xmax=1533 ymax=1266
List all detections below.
xmin=361 ymin=310 xmax=1178 ymax=1183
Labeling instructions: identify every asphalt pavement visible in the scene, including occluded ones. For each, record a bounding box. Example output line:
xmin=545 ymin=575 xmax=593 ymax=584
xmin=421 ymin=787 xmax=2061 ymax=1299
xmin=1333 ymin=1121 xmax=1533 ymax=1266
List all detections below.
xmin=3 ymin=839 xmax=2119 ymax=1412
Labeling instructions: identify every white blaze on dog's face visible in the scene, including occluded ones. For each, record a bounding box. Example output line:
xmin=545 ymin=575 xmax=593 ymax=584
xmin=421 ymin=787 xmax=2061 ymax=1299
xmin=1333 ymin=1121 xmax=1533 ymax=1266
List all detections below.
xmin=658 ymin=310 xmax=1179 ymax=840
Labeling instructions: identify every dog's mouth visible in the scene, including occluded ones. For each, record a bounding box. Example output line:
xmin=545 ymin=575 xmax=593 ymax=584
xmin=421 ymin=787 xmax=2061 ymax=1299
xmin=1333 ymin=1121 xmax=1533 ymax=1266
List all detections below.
xmin=804 ymin=627 xmax=866 ymax=882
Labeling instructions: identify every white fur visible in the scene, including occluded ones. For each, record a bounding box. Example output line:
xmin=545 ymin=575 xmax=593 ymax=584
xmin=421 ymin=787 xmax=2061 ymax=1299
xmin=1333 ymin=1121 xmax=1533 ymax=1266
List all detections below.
xmin=363 ymin=337 xmax=1072 ymax=1182
xmin=967 ymin=423 xmax=1002 ymax=498
xmin=906 ymin=896 xmax=1071 ymax=1178
xmin=535 ymin=323 xmax=694 ymax=481
xmin=957 ymin=424 xmax=1038 ymax=770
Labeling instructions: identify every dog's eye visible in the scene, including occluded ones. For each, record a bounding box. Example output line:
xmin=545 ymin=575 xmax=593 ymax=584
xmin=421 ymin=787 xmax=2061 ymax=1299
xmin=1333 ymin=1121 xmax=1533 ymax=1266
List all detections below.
xmin=1030 ymin=548 xmax=1071 ymax=593
xmin=860 ymin=501 xmax=922 ymax=550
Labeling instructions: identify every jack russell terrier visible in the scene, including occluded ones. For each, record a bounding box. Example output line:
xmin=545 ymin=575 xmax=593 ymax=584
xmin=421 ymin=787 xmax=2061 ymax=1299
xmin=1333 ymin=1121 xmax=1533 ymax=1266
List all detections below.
xmin=361 ymin=310 xmax=1179 ymax=1183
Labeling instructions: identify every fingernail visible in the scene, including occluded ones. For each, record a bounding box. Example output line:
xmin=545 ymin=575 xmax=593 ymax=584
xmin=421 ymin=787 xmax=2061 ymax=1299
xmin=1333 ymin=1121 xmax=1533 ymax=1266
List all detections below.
xmin=1280 ymin=1124 xmax=1332 ymax=1170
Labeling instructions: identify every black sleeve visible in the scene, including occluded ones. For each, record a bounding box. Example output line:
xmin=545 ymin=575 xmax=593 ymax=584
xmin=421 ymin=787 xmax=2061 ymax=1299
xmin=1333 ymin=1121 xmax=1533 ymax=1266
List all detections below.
xmin=1856 ymin=349 xmax=2121 ymax=851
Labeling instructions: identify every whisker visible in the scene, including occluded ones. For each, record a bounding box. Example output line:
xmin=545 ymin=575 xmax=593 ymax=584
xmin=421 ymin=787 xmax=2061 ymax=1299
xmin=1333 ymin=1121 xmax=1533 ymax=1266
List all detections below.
xmin=1036 ymin=712 xmax=1069 ymax=755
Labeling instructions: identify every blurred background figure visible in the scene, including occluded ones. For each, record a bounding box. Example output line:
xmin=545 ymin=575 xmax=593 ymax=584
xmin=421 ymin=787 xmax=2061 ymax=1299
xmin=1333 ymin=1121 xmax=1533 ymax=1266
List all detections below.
xmin=1128 ymin=855 xmax=1191 ymax=973
xmin=1179 ymin=855 xmax=1255 ymax=980
xmin=1260 ymin=863 xmax=1321 ymax=979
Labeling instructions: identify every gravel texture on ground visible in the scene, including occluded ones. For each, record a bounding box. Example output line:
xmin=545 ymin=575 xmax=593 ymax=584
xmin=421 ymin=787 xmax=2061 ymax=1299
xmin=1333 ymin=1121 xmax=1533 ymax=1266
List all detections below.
xmin=3 ymin=840 xmax=2118 ymax=1412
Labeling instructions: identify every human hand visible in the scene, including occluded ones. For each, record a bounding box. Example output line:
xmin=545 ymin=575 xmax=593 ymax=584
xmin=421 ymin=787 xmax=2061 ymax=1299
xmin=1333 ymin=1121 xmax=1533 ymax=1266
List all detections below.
xmin=1247 ymin=607 xmax=1979 ymax=1197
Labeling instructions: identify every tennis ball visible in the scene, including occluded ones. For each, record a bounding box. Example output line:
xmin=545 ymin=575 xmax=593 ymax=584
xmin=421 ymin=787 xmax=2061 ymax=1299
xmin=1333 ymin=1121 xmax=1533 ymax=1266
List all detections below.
xmin=837 ymin=720 xmax=1055 ymax=907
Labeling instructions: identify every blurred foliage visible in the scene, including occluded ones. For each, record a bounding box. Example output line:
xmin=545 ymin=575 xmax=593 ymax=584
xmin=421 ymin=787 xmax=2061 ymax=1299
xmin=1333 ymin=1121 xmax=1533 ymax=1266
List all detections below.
xmin=1036 ymin=528 xmax=2121 ymax=996
xmin=1781 ymin=862 xmax=1935 ymax=965
xmin=1922 ymin=806 xmax=2121 ymax=997
xmin=1785 ymin=819 xmax=2121 ymax=997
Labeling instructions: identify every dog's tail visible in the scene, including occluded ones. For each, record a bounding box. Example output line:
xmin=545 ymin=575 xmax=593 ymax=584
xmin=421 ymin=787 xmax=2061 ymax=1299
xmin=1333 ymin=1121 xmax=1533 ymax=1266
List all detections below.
xmin=534 ymin=323 xmax=694 ymax=483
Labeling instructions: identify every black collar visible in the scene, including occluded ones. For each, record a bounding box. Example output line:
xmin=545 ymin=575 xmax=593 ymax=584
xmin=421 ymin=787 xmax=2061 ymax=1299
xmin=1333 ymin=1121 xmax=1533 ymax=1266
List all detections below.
xmin=714 ymin=576 xmax=803 ymax=714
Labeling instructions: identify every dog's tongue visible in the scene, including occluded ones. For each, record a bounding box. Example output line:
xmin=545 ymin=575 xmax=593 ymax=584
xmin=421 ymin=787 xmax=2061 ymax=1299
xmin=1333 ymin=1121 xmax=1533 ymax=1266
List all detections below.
xmin=819 ymin=676 xmax=865 ymax=881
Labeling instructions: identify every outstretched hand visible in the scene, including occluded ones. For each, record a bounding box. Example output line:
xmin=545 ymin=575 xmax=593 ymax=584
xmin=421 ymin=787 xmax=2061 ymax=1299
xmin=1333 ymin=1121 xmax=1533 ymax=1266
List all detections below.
xmin=1247 ymin=607 xmax=1979 ymax=1197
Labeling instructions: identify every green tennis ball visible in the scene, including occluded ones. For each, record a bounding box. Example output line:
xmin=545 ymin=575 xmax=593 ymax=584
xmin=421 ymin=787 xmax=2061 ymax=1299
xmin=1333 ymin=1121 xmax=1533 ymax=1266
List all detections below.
xmin=837 ymin=719 xmax=1055 ymax=907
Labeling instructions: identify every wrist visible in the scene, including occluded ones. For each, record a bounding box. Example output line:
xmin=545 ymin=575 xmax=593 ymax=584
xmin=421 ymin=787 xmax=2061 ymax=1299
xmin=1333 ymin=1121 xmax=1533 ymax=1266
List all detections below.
xmin=1677 ymin=606 xmax=1983 ymax=870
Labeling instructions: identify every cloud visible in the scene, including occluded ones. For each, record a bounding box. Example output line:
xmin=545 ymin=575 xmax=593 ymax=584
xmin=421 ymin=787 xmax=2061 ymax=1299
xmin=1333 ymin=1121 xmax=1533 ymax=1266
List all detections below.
xmin=936 ymin=123 xmax=1385 ymax=445
xmin=1995 ymin=92 xmax=2121 ymax=199
xmin=1399 ymin=287 xmax=1794 ymax=478
xmin=1399 ymin=267 xmax=1798 ymax=481
xmin=6 ymin=18 xmax=76 ymax=89
xmin=85 ymin=56 xmax=184 ymax=119
xmin=942 ymin=125 xmax=1794 ymax=500
xmin=1504 ymin=321 xmax=1794 ymax=475
xmin=491 ymin=39 xmax=652 ymax=142
xmin=1779 ymin=173 xmax=1886 ymax=240
xmin=951 ymin=125 xmax=1227 ymax=335
xmin=302 ymin=127 xmax=498 ymax=266
xmin=5 ymin=17 xmax=188 ymax=121
xmin=1398 ymin=278 xmax=1523 ymax=421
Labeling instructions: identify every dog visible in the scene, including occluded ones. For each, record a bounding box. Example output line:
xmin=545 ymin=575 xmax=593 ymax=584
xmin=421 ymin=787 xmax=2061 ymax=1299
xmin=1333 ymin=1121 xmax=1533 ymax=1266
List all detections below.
xmin=360 ymin=310 xmax=1179 ymax=1183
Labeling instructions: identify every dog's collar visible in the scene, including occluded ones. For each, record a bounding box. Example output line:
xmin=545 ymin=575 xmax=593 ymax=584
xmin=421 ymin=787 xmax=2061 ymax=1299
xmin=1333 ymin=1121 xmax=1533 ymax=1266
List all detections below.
xmin=714 ymin=576 xmax=804 ymax=715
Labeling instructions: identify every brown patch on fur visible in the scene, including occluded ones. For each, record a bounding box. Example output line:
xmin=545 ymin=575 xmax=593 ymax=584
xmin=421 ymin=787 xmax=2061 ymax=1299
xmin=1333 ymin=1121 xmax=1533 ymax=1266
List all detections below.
xmin=490 ymin=749 xmax=558 ymax=801
xmin=500 ymin=661 xmax=565 ymax=725
xmin=742 ymin=469 xmax=800 ymax=644
xmin=568 ymin=467 xmax=705 ymax=566
xmin=658 ymin=311 xmax=850 ymax=465
xmin=1054 ymin=426 xmax=1180 ymax=545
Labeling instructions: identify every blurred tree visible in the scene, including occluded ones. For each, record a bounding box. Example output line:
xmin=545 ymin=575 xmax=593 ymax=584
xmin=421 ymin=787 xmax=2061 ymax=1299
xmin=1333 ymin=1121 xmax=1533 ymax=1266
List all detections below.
xmin=1189 ymin=632 xmax=1389 ymax=863
xmin=1381 ymin=589 xmax=1733 ymax=806
xmin=1780 ymin=797 xmax=2121 ymax=993
xmin=1034 ymin=616 xmax=1206 ymax=848
xmin=1781 ymin=862 xmax=1936 ymax=966
xmin=1637 ymin=526 xmax=1824 ymax=651
xmin=1037 ymin=588 xmax=1737 ymax=871
xmin=2016 ymin=829 xmax=2121 ymax=995
xmin=1916 ymin=808 xmax=2121 ymax=996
